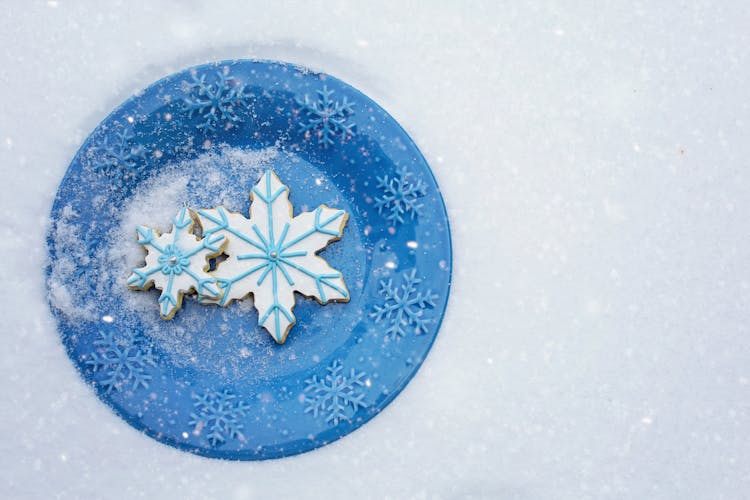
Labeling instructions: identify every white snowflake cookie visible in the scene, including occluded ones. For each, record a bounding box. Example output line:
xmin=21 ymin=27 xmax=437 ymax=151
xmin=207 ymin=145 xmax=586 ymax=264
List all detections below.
xmin=197 ymin=170 xmax=349 ymax=344
xmin=127 ymin=207 xmax=226 ymax=319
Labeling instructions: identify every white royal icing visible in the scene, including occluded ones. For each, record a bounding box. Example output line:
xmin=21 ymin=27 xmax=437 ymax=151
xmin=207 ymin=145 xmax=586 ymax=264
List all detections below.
xmin=197 ymin=170 xmax=349 ymax=344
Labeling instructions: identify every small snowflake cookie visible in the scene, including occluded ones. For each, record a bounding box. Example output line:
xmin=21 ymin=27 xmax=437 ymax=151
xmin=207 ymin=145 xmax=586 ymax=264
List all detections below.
xmin=197 ymin=170 xmax=349 ymax=344
xmin=127 ymin=207 xmax=226 ymax=319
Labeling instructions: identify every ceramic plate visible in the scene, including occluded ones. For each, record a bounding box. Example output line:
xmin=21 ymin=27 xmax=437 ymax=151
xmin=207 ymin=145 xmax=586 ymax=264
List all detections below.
xmin=46 ymin=60 xmax=451 ymax=460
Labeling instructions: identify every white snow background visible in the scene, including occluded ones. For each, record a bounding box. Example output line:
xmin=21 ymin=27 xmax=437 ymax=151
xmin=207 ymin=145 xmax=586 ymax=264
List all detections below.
xmin=1 ymin=1 xmax=750 ymax=499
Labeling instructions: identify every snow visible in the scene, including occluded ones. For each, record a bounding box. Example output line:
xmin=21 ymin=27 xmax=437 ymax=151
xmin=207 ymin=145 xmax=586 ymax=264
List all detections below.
xmin=47 ymin=204 xmax=98 ymax=321
xmin=46 ymin=147 xmax=282 ymax=378
xmin=2 ymin=2 xmax=750 ymax=499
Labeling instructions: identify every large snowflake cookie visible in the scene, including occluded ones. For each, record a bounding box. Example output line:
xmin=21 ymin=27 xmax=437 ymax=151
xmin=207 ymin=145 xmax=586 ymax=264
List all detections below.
xmin=127 ymin=207 xmax=226 ymax=319
xmin=197 ymin=170 xmax=349 ymax=344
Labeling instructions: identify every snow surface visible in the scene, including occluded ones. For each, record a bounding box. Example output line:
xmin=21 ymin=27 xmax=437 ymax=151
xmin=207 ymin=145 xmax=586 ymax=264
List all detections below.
xmin=2 ymin=1 xmax=750 ymax=499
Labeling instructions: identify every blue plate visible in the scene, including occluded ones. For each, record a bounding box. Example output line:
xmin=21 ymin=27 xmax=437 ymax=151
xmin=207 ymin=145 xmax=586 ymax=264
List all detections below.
xmin=46 ymin=60 xmax=452 ymax=460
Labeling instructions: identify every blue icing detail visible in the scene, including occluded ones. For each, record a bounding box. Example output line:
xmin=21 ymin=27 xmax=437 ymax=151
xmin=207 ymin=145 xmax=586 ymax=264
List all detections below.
xmin=158 ymin=244 xmax=190 ymax=274
xmin=86 ymin=330 xmax=156 ymax=393
xmin=183 ymin=69 xmax=253 ymax=133
xmin=370 ymin=269 xmax=438 ymax=340
xmin=304 ymin=360 xmax=367 ymax=425
xmin=189 ymin=389 xmax=250 ymax=446
xmin=374 ymin=165 xmax=427 ymax=226
xmin=295 ymin=86 xmax=356 ymax=148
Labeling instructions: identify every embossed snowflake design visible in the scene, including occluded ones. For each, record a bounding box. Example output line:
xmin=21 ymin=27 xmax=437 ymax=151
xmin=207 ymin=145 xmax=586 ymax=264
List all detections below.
xmin=304 ymin=360 xmax=368 ymax=425
xmin=91 ymin=128 xmax=146 ymax=185
xmin=374 ymin=166 xmax=427 ymax=226
xmin=189 ymin=390 xmax=250 ymax=446
xmin=371 ymin=269 xmax=438 ymax=340
xmin=86 ymin=330 xmax=156 ymax=394
xmin=296 ymin=86 xmax=356 ymax=148
xmin=197 ymin=170 xmax=349 ymax=344
xmin=183 ymin=69 xmax=253 ymax=133
xmin=127 ymin=208 xmax=226 ymax=319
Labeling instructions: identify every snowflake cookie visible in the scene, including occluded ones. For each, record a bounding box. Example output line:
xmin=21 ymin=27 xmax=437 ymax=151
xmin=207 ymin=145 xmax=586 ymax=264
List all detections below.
xmin=127 ymin=207 xmax=226 ymax=319
xmin=197 ymin=170 xmax=349 ymax=344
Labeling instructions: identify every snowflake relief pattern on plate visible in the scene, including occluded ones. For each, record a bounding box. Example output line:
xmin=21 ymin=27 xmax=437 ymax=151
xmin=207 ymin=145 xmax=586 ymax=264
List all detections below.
xmin=371 ymin=269 xmax=438 ymax=340
xmin=183 ymin=68 xmax=254 ymax=133
xmin=197 ymin=170 xmax=350 ymax=344
xmin=296 ymin=86 xmax=356 ymax=148
xmin=304 ymin=360 xmax=368 ymax=425
xmin=90 ymin=126 xmax=146 ymax=187
xmin=86 ymin=330 xmax=156 ymax=394
xmin=374 ymin=166 xmax=427 ymax=227
xmin=189 ymin=389 xmax=250 ymax=446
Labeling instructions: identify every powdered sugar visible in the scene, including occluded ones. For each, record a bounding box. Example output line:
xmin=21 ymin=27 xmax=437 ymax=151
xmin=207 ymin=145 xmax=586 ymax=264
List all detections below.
xmin=49 ymin=145 xmax=283 ymax=378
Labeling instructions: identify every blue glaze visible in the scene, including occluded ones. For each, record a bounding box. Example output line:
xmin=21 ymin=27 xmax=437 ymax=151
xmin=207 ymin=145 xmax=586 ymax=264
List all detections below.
xmin=46 ymin=60 xmax=452 ymax=460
